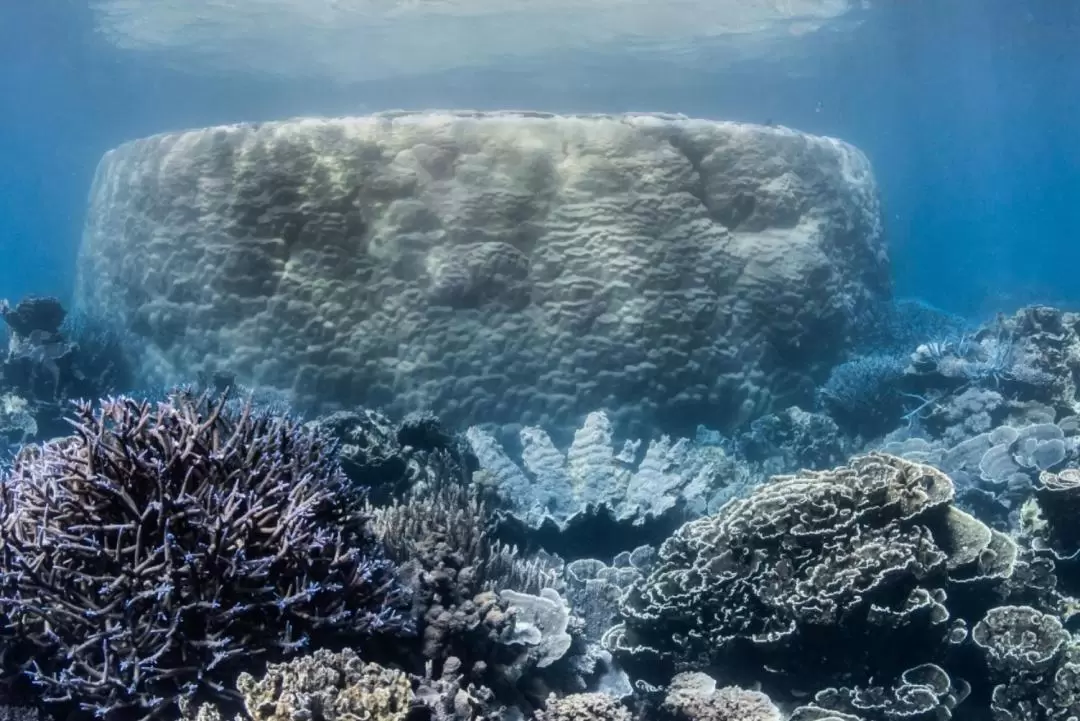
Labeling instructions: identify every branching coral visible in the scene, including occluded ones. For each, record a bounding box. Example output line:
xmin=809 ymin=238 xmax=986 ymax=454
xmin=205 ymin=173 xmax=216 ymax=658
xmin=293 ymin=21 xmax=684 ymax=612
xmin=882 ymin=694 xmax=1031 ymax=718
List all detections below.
xmin=369 ymin=476 xmax=559 ymax=669
xmin=368 ymin=473 xmax=595 ymax=710
xmin=817 ymin=353 xmax=909 ymax=434
xmin=808 ymin=663 xmax=969 ymax=721
xmin=0 ymin=391 xmax=410 ymax=720
xmin=236 ymin=648 xmax=412 ymax=721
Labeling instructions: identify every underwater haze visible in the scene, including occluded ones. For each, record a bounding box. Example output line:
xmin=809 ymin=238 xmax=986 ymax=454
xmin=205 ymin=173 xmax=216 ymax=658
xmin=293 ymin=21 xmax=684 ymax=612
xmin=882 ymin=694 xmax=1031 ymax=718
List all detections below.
xmin=4 ymin=1 xmax=1080 ymax=721
xmin=3 ymin=0 xmax=1080 ymax=317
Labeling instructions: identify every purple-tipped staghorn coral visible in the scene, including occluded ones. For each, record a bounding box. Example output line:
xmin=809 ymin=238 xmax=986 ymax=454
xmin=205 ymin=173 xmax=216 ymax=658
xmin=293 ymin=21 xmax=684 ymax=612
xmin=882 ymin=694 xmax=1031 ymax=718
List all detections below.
xmin=0 ymin=390 xmax=411 ymax=721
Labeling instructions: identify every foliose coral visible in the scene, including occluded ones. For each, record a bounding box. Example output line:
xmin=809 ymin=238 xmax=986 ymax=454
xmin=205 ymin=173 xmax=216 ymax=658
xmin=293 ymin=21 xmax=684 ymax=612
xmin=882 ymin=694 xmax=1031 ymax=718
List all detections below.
xmin=466 ymin=410 xmax=731 ymax=557
xmin=1020 ymin=467 xmax=1080 ymax=602
xmin=604 ymin=453 xmax=1015 ymax=692
xmin=882 ymin=417 xmax=1080 ymax=531
xmin=563 ymin=547 xmax=656 ymax=645
xmin=972 ymin=605 xmax=1080 ymax=721
xmin=1026 ymin=468 xmax=1080 ymax=563
xmin=806 ymin=663 xmax=969 ymax=721
xmin=0 ymin=391 xmax=410 ymax=720
xmin=661 ymin=673 xmax=782 ymax=721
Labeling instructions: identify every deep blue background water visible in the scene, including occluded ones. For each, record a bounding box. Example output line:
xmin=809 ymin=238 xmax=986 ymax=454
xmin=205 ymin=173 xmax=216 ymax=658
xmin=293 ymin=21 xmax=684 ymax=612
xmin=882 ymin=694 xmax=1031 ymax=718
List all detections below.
xmin=2 ymin=0 xmax=1079 ymax=320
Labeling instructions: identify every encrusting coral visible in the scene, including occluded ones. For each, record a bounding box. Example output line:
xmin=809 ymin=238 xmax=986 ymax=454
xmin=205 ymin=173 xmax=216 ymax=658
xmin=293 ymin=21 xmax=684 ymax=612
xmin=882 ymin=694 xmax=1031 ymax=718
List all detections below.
xmin=0 ymin=391 xmax=410 ymax=721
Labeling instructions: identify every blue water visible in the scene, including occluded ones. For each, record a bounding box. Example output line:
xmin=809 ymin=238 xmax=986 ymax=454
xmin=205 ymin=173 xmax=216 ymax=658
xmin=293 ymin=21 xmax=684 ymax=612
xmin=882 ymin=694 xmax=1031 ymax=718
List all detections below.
xmin=2 ymin=0 xmax=1080 ymax=319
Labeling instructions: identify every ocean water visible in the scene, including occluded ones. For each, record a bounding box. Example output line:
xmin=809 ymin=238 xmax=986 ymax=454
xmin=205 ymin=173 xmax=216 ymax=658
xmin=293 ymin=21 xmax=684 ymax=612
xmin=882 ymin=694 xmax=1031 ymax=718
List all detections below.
xmin=5 ymin=0 xmax=1080 ymax=316
xmin=2 ymin=1 xmax=1080 ymax=720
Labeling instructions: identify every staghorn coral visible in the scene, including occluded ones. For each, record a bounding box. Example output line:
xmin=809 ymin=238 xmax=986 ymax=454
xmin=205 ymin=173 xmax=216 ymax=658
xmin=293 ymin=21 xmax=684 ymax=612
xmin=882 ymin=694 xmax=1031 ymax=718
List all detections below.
xmin=0 ymin=391 xmax=410 ymax=720
xmin=236 ymin=648 xmax=411 ymax=721
xmin=369 ymin=476 xmax=558 ymax=671
xmin=817 ymin=353 xmax=910 ymax=435
xmin=604 ymin=453 xmax=1014 ymax=692
xmin=736 ymin=406 xmax=850 ymax=477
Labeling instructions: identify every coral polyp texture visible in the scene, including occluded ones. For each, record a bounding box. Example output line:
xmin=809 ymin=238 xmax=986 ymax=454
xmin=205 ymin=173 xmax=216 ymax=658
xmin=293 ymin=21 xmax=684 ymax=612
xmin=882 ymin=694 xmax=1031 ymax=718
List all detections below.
xmin=605 ymin=452 xmax=1016 ymax=697
xmin=74 ymin=111 xmax=888 ymax=438
xmin=0 ymin=392 xmax=409 ymax=720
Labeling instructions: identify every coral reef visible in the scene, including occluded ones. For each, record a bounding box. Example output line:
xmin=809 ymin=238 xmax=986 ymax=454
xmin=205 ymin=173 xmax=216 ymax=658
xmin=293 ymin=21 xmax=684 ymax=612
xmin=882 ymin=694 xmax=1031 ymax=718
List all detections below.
xmin=604 ymin=453 xmax=1014 ymax=696
xmin=818 ymin=353 xmax=910 ymax=435
xmin=466 ymin=411 xmax=740 ymax=557
xmin=802 ymin=664 xmax=969 ymax=721
xmin=0 ymin=391 xmax=409 ymax=720
xmin=236 ymin=648 xmax=413 ymax=721
xmin=368 ymin=472 xmax=604 ymax=712
xmin=661 ymin=673 xmax=782 ymax=721
xmin=0 ymin=296 xmax=133 ymax=443
xmin=533 ymin=692 xmax=630 ymax=721
xmin=369 ymin=478 xmax=536 ymax=672
xmin=9 ymin=298 xmax=1080 ymax=721
xmin=884 ymin=417 xmax=1079 ymax=530
xmin=735 ymin=406 xmax=851 ymax=476
xmin=310 ymin=408 xmax=477 ymax=504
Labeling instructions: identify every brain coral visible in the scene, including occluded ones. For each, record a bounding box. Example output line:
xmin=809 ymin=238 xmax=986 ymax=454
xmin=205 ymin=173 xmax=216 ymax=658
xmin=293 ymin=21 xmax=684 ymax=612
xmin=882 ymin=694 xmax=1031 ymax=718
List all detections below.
xmin=605 ymin=453 xmax=1016 ymax=689
xmin=74 ymin=111 xmax=888 ymax=439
